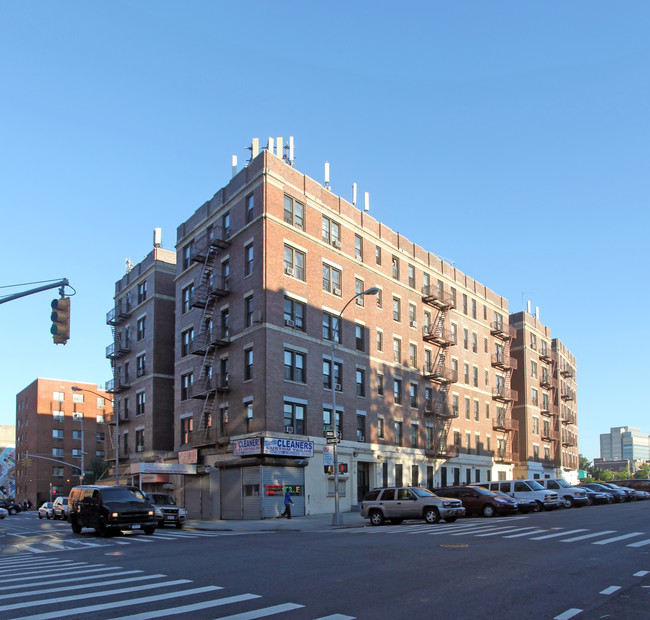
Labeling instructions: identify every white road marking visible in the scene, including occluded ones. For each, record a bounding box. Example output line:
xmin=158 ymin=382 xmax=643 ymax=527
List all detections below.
xmin=530 ymin=529 xmax=588 ymax=541
xmin=600 ymin=586 xmax=621 ymax=595
xmin=593 ymin=533 xmax=645 ymax=545
xmin=216 ymin=603 xmax=306 ymax=619
xmin=560 ymin=530 xmax=616 ymax=542
xmin=554 ymin=609 xmax=582 ymax=619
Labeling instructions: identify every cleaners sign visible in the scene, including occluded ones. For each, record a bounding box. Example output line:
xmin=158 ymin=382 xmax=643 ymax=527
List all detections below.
xmin=263 ymin=438 xmax=314 ymax=458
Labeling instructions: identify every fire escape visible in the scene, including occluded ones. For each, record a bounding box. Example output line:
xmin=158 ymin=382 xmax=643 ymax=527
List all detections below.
xmin=421 ymin=283 xmax=458 ymax=458
xmin=187 ymin=225 xmax=231 ymax=443
xmin=490 ymin=319 xmax=518 ymax=463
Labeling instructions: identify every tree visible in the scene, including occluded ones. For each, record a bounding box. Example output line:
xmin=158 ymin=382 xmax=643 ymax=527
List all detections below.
xmin=578 ymin=454 xmax=592 ymax=471
xmin=86 ymin=457 xmax=109 ymax=484
xmin=635 ymin=463 xmax=649 ymax=479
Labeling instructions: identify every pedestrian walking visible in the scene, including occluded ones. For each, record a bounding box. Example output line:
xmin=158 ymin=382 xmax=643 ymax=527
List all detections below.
xmin=281 ymin=488 xmax=294 ymax=519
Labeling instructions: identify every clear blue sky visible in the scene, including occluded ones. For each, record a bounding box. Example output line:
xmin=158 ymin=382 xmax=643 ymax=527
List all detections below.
xmin=2 ymin=1 xmax=648 ymax=461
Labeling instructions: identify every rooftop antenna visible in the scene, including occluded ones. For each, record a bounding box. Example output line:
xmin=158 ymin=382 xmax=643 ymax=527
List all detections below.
xmin=352 ymin=183 xmax=357 ymax=206
xmin=285 ymin=136 xmax=294 ymax=165
xmin=232 ymin=155 xmax=238 ymax=177
xmin=245 ymin=138 xmax=259 ymax=164
xmin=268 ymin=137 xmax=274 ymax=154
xmin=276 ymin=137 xmax=283 ymax=158
xmin=153 ymin=227 xmax=162 ymax=248
xmin=125 ymin=258 xmax=133 ymax=274
xmin=364 ymin=192 xmax=370 ymax=212
xmin=324 ymin=161 xmax=330 ymax=190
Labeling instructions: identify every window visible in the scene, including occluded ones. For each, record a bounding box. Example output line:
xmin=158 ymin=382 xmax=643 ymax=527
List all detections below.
xmin=245 ymin=243 xmax=254 ymax=276
xmin=464 ymin=363 xmax=470 ymax=384
xmin=531 ymin=360 xmax=538 ymax=378
xmin=377 ymin=373 xmax=384 ymax=396
xmin=473 ymin=366 xmax=479 ymax=387
xmin=530 ymin=333 xmax=537 ymax=350
xmin=52 ymin=466 xmax=64 ymax=477
xmin=53 ymin=448 xmax=64 ymax=457
xmin=411 ymin=423 xmax=419 ymax=448
xmin=219 ymin=357 xmax=229 ymax=389
xmin=322 ymin=263 xmax=342 ymax=295
xmin=391 ymin=255 xmax=400 ymax=280
xmin=472 ymin=332 xmax=477 ymax=353
xmin=284 ymin=401 xmax=305 ymax=434
xmin=137 ymin=280 xmax=147 ymax=304
xmin=451 ymin=323 xmax=458 ymax=344
xmin=136 ymin=391 xmax=145 ymax=416
xmin=355 ymin=235 xmax=363 ymax=260
xmin=355 ymin=279 xmax=365 ymax=306
xmin=532 ymin=417 xmax=539 ymax=435
xmin=137 ymin=316 xmax=146 ymax=341
xmin=323 ymin=407 xmax=332 ymax=434
xmin=53 ymin=410 xmax=64 ymax=423
xmin=322 ymin=216 xmax=341 ymax=245
xmin=485 ymin=402 xmax=490 ymax=419
xmin=284 ymin=195 xmax=304 ymax=229
xmin=462 ymin=294 xmax=468 ymax=315
xmin=284 ymin=295 xmax=305 ymax=330
xmin=378 ymin=416 xmax=384 ymax=439
xmin=284 ymin=350 xmax=306 ymax=383
xmin=393 ymin=378 xmax=402 ymax=405
xmin=284 ymin=245 xmax=306 ymax=280
xmin=395 ymin=421 xmax=402 ymax=446
xmin=471 ymin=298 xmax=477 ymax=319
xmin=244 ymin=348 xmax=253 ymax=381
xmin=222 ymin=211 xmax=230 ymax=235
xmin=485 ymin=369 xmax=490 ymax=386
xmin=220 ymin=406 xmax=228 ymax=435
xmin=410 ymin=382 xmax=418 ymax=408
xmin=181 ymin=328 xmax=194 ymax=357
xmin=376 ymin=329 xmax=383 ymax=352
xmin=53 ymin=391 xmax=64 ymax=402
xmin=246 ymin=193 xmax=254 ymax=223
xmin=323 ymin=359 xmax=342 ymax=390
xmin=182 ymin=284 xmax=194 ymax=314
xmin=452 ymin=394 xmax=459 ymax=417
xmin=407 ymin=264 xmax=415 ymax=289
xmin=425 ymin=387 xmax=433 ymax=412
xmin=409 ymin=343 xmax=417 ymax=368
xmin=393 ymin=337 xmax=401 ymax=364
xmin=474 ymin=399 xmax=479 ymax=421
xmin=392 ymin=297 xmax=401 ymax=322
xmin=465 ymin=397 xmax=470 ymax=420
xmin=245 ymin=296 xmax=254 ymax=327
xmin=463 ymin=328 xmax=469 ymax=350
xmin=245 ymin=401 xmax=253 ymax=433
xmin=484 ymin=337 xmax=488 ymax=353
xmin=322 ymin=312 xmax=340 ymax=343
xmin=355 ymin=324 xmax=365 ymax=351
xmin=136 ymin=354 xmax=146 ymax=377
xmin=52 ymin=429 xmax=64 ymax=439
xmin=356 ymin=369 xmax=366 ymax=397
xmin=183 ymin=241 xmax=193 ymax=270
xmin=531 ymin=388 xmax=538 ymax=406
xmin=97 ymin=431 xmax=105 ymax=442
xmin=181 ymin=416 xmax=193 ymax=444
xmin=375 ymin=245 xmax=382 ymax=265
xmin=72 ymin=392 xmax=84 ymax=404
xmin=356 ymin=414 xmax=366 ymax=442
xmin=180 ymin=373 xmax=194 ymax=401
xmin=450 ymin=287 xmax=457 ymax=308
xmin=376 ymin=288 xmax=382 ymax=308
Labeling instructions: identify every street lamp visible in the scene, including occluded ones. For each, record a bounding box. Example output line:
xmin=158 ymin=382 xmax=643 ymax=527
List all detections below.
xmin=331 ymin=287 xmax=379 ymax=526
xmin=72 ymin=386 xmax=117 ymax=485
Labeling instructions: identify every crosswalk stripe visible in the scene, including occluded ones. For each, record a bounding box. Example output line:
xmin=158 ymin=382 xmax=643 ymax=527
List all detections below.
xmin=530 ymin=529 xmax=588 ymax=540
xmin=474 ymin=526 xmax=530 ymax=537
xmin=108 ymin=593 xmax=261 ymax=619
xmin=0 ymin=566 xmax=123 ymax=586
xmin=0 ymin=569 xmax=138 ymax=592
xmin=593 ymin=532 xmax=645 ymax=545
xmin=560 ymin=530 xmax=616 ymax=542
xmin=502 ymin=529 xmax=547 ymax=538
xmin=627 ymin=539 xmax=650 ymax=548
xmin=216 ymin=602 xmax=306 ymax=619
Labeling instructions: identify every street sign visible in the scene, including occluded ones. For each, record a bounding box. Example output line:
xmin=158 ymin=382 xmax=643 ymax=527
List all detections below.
xmin=326 ymin=437 xmax=340 ymax=445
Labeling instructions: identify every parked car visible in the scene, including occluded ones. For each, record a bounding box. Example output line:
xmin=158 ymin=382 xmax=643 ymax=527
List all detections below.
xmin=0 ymin=507 xmax=8 ymax=519
xmin=599 ymin=483 xmax=635 ymax=502
xmin=433 ymin=485 xmax=518 ymax=517
xmin=634 ymin=490 xmax=650 ymax=500
xmin=52 ymin=497 xmax=69 ymax=519
xmin=145 ymin=493 xmax=187 ymax=529
xmin=579 ymin=482 xmax=622 ymax=502
xmin=581 ymin=487 xmax=611 ymax=505
xmin=0 ymin=499 xmax=21 ymax=515
xmin=612 ymin=479 xmax=650 ymax=493
xmin=360 ymin=487 xmax=465 ymax=525
xmin=534 ymin=479 xmax=589 ymax=508
xmin=68 ymin=485 xmax=157 ymax=536
xmin=493 ymin=490 xmax=538 ymax=513
xmin=38 ymin=502 xmax=54 ymax=519
xmin=479 ymin=480 xmax=559 ymax=511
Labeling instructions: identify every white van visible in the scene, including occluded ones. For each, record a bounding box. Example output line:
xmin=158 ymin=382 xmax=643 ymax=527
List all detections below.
xmin=481 ymin=480 xmax=559 ymax=511
xmin=532 ymin=479 xmax=588 ymax=508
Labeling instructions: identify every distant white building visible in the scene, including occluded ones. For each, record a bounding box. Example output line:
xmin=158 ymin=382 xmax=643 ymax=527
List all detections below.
xmin=600 ymin=426 xmax=650 ymax=461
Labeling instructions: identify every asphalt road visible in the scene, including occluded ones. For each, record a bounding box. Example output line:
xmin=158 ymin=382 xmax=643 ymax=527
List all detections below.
xmin=1 ymin=501 xmax=649 ymax=619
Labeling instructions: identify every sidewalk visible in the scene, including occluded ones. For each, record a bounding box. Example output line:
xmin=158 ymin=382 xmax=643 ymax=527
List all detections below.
xmin=186 ymin=511 xmax=367 ymax=533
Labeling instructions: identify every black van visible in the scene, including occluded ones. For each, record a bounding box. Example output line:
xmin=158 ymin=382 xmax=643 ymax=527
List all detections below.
xmin=68 ymin=485 xmax=157 ymax=536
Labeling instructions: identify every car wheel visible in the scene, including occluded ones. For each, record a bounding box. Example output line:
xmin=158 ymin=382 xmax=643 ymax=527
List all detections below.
xmin=586 ymin=496 xmax=594 ymax=506
xmin=424 ymin=508 xmax=440 ymax=524
xmin=9 ymin=508 xmax=17 ymax=515
xmin=38 ymin=513 xmax=43 ymax=519
xmin=444 ymin=517 xmax=457 ymax=523
xmin=369 ymin=510 xmax=385 ymax=526
xmin=96 ymin=518 xmax=110 ymax=537
xmin=71 ymin=519 xmax=82 ymax=535
xmin=562 ymin=497 xmax=574 ymax=509
xmin=482 ymin=504 xmax=496 ymax=518
xmin=143 ymin=526 xmax=155 ymax=535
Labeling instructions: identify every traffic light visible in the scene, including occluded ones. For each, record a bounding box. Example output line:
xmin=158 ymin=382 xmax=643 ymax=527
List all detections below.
xmin=51 ymin=297 xmax=71 ymax=344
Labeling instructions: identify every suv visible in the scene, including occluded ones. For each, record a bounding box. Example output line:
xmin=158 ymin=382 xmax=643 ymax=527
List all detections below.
xmin=68 ymin=485 xmax=157 ymax=536
xmin=434 ymin=485 xmax=518 ymax=517
xmin=534 ymin=479 xmax=588 ymax=508
xmin=52 ymin=497 xmax=69 ymax=520
xmin=480 ymin=480 xmax=559 ymax=511
xmin=360 ymin=487 xmax=465 ymax=526
xmin=145 ymin=492 xmax=187 ymax=529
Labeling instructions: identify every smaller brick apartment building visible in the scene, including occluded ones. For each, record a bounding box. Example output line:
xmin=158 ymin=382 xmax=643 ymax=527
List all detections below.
xmin=14 ymin=379 xmax=112 ymax=506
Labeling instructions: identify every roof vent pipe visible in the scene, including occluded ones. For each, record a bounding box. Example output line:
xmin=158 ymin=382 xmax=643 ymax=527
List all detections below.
xmin=232 ymin=155 xmax=237 ymax=177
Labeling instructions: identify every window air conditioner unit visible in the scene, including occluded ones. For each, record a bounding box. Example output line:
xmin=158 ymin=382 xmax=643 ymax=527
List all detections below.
xmin=332 ymin=240 xmax=341 ymax=249
xmin=284 ymin=267 xmax=294 ymax=276
xmin=332 ymin=287 xmax=341 ymax=296
xmin=284 ymin=426 xmax=294 ymax=434
xmin=357 ymin=432 xmax=365 ymax=442
xmin=410 ymin=321 xmax=417 ymax=328
xmin=136 ymin=445 xmax=144 ymax=452
xmin=335 ymin=383 xmax=342 ymax=391
xmin=285 ymin=319 xmax=295 ymax=328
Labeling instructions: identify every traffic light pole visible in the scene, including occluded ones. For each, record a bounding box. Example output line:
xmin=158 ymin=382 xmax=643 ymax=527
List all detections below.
xmin=0 ymin=278 xmax=69 ymax=305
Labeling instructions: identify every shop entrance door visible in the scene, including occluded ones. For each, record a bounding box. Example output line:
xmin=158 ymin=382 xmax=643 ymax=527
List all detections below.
xmin=357 ymin=462 xmax=370 ymax=504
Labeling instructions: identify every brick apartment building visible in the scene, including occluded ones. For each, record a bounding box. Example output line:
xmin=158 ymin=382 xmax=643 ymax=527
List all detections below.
xmin=14 ymin=379 xmax=112 ymax=506
xmin=104 ymin=138 xmax=579 ymax=519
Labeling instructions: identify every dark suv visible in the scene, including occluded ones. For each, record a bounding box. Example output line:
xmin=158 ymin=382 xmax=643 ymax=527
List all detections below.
xmin=434 ymin=485 xmax=519 ymax=517
xmin=68 ymin=485 xmax=157 ymax=536
xmin=145 ymin=492 xmax=187 ymax=529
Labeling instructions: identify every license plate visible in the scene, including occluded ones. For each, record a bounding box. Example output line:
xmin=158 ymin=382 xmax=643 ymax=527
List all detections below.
xmin=131 ymin=524 xmax=141 ymax=529
xmin=166 ymin=515 xmax=175 ymax=520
